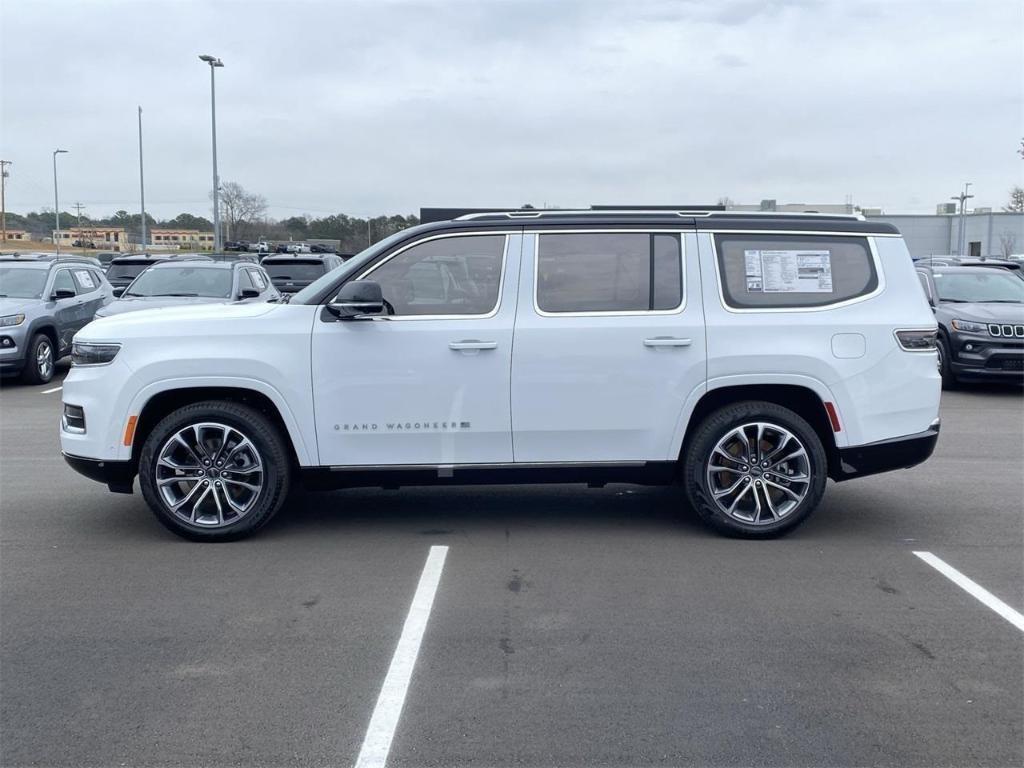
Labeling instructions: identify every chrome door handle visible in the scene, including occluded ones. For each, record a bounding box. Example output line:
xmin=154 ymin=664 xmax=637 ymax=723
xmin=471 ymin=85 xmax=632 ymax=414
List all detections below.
xmin=643 ymin=337 xmax=692 ymax=348
xmin=449 ymin=340 xmax=498 ymax=351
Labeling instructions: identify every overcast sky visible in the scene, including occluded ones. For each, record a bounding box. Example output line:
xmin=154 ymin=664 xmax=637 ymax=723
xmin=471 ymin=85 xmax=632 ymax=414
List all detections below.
xmin=1 ymin=0 xmax=1021 ymax=221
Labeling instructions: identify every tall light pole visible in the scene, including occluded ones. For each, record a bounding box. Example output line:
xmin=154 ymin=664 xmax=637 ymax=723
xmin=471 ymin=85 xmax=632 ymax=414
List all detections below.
xmin=52 ymin=149 xmax=68 ymax=255
xmin=950 ymin=182 xmax=973 ymax=256
xmin=0 ymin=160 xmax=11 ymax=244
xmin=138 ymin=106 xmax=147 ymax=252
xmin=199 ymin=54 xmax=224 ymax=251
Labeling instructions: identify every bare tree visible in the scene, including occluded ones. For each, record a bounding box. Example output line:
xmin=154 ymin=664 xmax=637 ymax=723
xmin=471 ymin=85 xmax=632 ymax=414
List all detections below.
xmin=1004 ymin=186 xmax=1024 ymax=213
xmin=1000 ymin=231 xmax=1018 ymax=258
xmin=213 ymin=182 xmax=267 ymax=240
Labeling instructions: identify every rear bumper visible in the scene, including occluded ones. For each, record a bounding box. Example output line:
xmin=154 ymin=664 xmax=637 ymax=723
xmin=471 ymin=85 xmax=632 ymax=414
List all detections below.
xmin=832 ymin=421 xmax=940 ymax=481
xmin=63 ymin=453 xmax=136 ymax=494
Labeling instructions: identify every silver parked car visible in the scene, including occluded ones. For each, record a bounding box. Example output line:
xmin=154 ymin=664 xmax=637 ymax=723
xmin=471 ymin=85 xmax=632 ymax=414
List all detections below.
xmin=0 ymin=254 xmax=114 ymax=384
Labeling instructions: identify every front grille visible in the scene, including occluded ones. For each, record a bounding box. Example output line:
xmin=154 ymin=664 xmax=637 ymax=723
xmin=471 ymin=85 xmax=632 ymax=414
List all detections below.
xmin=988 ymin=324 xmax=1024 ymax=338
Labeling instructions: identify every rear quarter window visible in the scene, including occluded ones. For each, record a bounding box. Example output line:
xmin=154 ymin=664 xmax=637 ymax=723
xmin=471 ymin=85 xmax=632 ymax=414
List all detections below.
xmin=714 ymin=234 xmax=878 ymax=309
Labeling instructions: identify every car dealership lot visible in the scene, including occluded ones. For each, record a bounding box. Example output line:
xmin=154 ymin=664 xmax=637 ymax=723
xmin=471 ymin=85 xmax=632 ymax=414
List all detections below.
xmin=1 ymin=372 xmax=1021 ymax=767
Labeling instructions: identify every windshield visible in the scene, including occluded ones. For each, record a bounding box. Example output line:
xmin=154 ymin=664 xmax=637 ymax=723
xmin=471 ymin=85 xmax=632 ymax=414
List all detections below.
xmin=262 ymin=261 xmax=329 ymax=282
xmin=933 ymin=271 xmax=1024 ymax=303
xmin=124 ymin=266 xmax=232 ymax=298
xmin=107 ymin=262 xmax=156 ymax=282
xmin=0 ymin=267 xmax=48 ymax=298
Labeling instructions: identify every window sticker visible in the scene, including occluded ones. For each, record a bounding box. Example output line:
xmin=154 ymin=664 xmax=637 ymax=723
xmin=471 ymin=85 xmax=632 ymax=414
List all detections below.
xmin=743 ymin=250 xmax=833 ymax=293
xmin=74 ymin=269 xmax=96 ymax=289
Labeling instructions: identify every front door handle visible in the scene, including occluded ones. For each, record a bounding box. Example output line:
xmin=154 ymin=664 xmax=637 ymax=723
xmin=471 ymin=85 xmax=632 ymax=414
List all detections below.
xmin=643 ymin=337 xmax=692 ymax=348
xmin=449 ymin=340 xmax=498 ymax=351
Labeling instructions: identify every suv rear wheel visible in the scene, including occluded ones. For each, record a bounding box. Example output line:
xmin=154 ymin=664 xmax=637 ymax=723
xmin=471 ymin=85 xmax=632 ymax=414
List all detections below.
xmin=683 ymin=401 xmax=828 ymax=538
xmin=21 ymin=333 xmax=55 ymax=385
xmin=138 ymin=401 xmax=291 ymax=541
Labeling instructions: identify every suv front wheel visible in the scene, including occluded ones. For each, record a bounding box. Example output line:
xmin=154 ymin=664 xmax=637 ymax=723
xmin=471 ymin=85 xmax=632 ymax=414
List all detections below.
xmin=683 ymin=401 xmax=828 ymax=538
xmin=138 ymin=401 xmax=291 ymax=541
xmin=22 ymin=333 xmax=55 ymax=385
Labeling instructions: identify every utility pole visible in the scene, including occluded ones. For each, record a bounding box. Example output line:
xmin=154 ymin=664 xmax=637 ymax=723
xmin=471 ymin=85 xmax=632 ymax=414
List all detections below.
xmin=199 ymin=55 xmax=225 ymax=251
xmin=52 ymin=149 xmax=68 ymax=255
xmin=138 ymin=106 xmax=147 ymax=251
xmin=0 ymin=160 xmax=10 ymax=243
xmin=950 ymin=182 xmax=973 ymax=256
xmin=73 ymin=202 xmax=86 ymax=247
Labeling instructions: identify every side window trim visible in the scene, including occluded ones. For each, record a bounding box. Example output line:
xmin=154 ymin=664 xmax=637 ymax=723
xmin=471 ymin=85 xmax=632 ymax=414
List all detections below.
xmin=710 ymin=231 xmax=885 ymax=314
xmin=530 ymin=229 xmax=687 ymax=317
xmin=353 ymin=231 xmax=512 ymax=321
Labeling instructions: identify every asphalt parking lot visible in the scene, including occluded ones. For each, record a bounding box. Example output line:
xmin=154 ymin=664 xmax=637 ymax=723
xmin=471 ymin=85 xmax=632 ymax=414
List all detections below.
xmin=1 ymin=366 xmax=1021 ymax=768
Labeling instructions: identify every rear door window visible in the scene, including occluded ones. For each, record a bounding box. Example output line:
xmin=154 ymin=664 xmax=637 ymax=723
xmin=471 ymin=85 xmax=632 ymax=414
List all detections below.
xmin=714 ymin=234 xmax=877 ymax=309
xmin=536 ymin=233 xmax=683 ymax=314
xmin=72 ymin=269 xmax=98 ymax=293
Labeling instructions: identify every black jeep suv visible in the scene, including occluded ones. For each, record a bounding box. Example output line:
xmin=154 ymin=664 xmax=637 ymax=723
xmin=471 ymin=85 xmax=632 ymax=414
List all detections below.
xmin=916 ymin=265 xmax=1024 ymax=387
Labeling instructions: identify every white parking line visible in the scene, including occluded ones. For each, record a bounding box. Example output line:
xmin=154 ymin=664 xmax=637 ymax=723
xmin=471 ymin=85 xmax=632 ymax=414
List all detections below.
xmin=41 ymin=386 xmax=62 ymax=394
xmin=354 ymin=545 xmax=449 ymax=768
xmin=913 ymin=551 xmax=1024 ymax=633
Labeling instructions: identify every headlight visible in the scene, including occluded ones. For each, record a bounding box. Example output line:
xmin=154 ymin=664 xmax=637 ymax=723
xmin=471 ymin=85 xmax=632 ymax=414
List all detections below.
xmin=951 ymin=318 xmax=986 ymax=333
xmin=71 ymin=341 xmax=121 ymax=366
xmin=0 ymin=314 xmax=25 ymax=327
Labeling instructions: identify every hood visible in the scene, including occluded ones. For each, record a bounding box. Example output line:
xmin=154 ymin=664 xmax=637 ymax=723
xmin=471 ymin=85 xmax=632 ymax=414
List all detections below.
xmin=80 ymin=299 xmax=282 ymax=341
xmin=940 ymin=302 xmax=1024 ymax=323
xmin=0 ymin=297 xmax=37 ymax=317
xmin=96 ymin=295 xmax=229 ymax=318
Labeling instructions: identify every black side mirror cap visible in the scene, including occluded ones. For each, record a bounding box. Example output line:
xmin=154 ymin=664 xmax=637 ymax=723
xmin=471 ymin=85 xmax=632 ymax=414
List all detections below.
xmin=238 ymin=288 xmax=261 ymax=299
xmin=51 ymin=289 xmax=76 ymax=300
xmin=326 ymin=280 xmax=386 ymax=319
xmin=112 ymin=287 xmax=125 ymax=298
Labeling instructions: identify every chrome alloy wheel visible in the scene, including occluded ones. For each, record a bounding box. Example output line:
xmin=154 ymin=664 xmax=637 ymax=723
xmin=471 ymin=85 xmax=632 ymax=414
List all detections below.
xmin=155 ymin=422 xmax=264 ymax=527
xmin=37 ymin=340 xmax=53 ymax=379
xmin=705 ymin=421 xmax=812 ymax=525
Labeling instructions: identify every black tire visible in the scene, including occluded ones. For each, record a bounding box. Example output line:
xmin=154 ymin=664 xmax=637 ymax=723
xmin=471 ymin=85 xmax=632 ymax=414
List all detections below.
xmin=683 ymin=400 xmax=828 ymax=538
xmin=937 ymin=336 xmax=958 ymax=390
xmin=21 ymin=333 xmax=55 ymax=385
xmin=138 ymin=400 xmax=291 ymax=541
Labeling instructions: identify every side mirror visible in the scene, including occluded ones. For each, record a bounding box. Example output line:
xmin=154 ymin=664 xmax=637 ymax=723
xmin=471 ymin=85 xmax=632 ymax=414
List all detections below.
xmin=238 ymin=288 xmax=261 ymax=299
xmin=327 ymin=280 xmax=385 ymax=319
xmin=112 ymin=287 xmax=126 ymax=298
xmin=51 ymin=289 xmax=76 ymax=300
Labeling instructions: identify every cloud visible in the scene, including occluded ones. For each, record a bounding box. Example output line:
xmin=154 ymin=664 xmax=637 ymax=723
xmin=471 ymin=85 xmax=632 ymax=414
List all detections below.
xmin=1 ymin=0 xmax=1021 ymax=218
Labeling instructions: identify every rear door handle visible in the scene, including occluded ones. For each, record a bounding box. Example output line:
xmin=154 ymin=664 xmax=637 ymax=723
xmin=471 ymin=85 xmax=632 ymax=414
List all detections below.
xmin=643 ymin=337 xmax=692 ymax=348
xmin=449 ymin=340 xmax=498 ymax=351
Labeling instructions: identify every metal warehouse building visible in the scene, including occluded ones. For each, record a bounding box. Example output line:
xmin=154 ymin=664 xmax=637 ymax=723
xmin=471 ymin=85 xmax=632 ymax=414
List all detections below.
xmin=865 ymin=212 xmax=1024 ymax=259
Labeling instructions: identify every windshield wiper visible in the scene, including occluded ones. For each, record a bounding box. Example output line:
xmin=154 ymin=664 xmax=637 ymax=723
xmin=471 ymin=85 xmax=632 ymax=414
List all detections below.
xmin=982 ymin=299 xmax=1023 ymax=304
xmin=939 ymin=298 xmax=969 ymax=303
xmin=152 ymin=292 xmax=200 ymax=297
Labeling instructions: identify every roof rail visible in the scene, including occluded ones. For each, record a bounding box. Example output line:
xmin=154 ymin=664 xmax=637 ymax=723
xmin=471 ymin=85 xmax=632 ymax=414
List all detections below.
xmin=454 ymin=209 xmax=865 ymax=221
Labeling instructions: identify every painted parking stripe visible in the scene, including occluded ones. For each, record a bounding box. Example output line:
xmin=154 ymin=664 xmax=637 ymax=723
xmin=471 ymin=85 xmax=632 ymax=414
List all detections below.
xmin=41 ymin=386 xmax=62 ymax=394
xmin=913 ymin=551 xmax=1024 ymax=633
xmin=354 ymin=545 xmax=449 ymax=768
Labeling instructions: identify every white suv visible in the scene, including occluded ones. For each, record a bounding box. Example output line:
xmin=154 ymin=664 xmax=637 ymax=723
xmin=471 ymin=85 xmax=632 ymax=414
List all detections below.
xmin=61 ymin=210 xmax=941 ymax=541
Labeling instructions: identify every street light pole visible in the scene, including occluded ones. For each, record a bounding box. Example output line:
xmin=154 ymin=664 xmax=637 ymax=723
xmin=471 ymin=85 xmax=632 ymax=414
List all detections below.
xmin=0 ymin=160 xmax=11 ymax=244
xmin=199 ymin=55 xmax=224 ymax=251
xmin=950 ymin=182 xmax=973 ymax=256
xmin=138 ymin=106 xmax=147 ymax=252
xmin=52 ymin=149 xmax=68 ymax=256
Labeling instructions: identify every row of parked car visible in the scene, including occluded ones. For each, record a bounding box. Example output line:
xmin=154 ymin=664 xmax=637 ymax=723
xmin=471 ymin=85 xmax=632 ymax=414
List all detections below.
xmin=223 ymin=240 xmax=341 ymax=255
xmin=0 ymin=250 xmax=350 ymax=384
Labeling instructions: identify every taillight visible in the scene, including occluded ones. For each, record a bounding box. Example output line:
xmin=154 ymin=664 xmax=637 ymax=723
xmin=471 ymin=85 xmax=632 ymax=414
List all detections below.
xmin=894 ymin=329 xmax=937 ymax=352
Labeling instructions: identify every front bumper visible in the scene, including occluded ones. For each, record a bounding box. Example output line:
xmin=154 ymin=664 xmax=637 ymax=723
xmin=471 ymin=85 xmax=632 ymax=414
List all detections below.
xmin=63 ymin=453 xmax=136 ymax=494
xmin=949 ymin=332 xmax=1024 ymax=381
xmin=832 ymin=421 xmax=940 ymax=481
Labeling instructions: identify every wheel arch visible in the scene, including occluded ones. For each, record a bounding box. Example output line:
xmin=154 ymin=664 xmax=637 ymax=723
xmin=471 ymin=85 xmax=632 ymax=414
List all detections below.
xmin=678 ymin=381 xmax=841 ymax=478
xmin=26 ymin=320 xmax=59 ymax=354
xmin=129 ymin=384 xmax=310 ymax=468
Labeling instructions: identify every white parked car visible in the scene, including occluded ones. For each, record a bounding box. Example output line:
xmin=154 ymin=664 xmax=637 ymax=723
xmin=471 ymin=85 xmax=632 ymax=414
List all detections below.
xmin=61 ymin=210 xmax=940 ymax=541
xmin=285 ymin=242 xmax=311 ymax=254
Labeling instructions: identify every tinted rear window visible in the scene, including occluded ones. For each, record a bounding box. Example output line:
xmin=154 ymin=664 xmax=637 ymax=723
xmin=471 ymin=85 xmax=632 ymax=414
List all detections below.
xmin=263 ymin=261 xmax=329 ymax=281
xmin=108 ymin=262 xmax=157 ymax=281
xmin=714 ymin=234 xmax=877 ymax=309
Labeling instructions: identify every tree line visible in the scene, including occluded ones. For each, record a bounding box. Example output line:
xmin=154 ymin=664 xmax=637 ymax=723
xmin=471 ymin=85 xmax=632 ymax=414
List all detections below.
xmin=4 ymin=181 xmax=420 ymax=253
